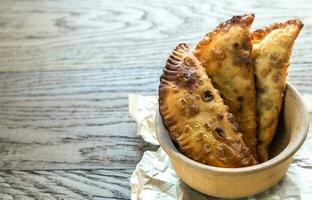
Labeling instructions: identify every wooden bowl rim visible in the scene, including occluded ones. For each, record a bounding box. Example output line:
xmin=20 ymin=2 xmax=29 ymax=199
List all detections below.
xmin=156 ymin=82 xmax=309 ymax=175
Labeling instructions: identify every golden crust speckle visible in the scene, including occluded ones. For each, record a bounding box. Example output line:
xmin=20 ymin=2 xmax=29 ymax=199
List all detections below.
xmin=194 ymin=13 xmax=258 ymax=159
xmin=159 ymin=43 xmax=258 ymax=167
xmin=252 ymin=19 xmax=303 ymax=162
xmin=252 ymin=19 xmax=303 ymax=42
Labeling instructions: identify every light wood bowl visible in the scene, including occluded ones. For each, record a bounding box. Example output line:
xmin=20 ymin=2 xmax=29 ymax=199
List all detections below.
xmin=156 ymin=83 xmax=309 ymax=198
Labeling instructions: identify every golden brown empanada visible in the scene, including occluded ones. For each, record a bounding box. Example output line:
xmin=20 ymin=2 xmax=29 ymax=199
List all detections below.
xmin=193 ymin=14 xmax=258 ymax=158
xmin=159 ymin=43 xmax=258 ymax=168
xmin=252 ymin=19 xmax=303 ymax=162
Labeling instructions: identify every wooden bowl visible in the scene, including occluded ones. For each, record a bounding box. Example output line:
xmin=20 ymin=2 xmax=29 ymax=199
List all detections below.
xmin=156 ymin=83 xmax=309 ymax=198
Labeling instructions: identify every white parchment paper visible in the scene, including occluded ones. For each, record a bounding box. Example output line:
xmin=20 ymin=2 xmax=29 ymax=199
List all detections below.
xmin=129 ymin=94 xmax=312 ymax=200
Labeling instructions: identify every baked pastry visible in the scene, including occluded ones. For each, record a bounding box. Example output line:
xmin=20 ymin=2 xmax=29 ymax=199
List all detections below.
xmin=252 ymin=19 xmax=303 ymax=162
xmin=194 ymin=14 xmax=258 ymax=158
xmin=159 ymin=43 xmax=258 ymax=167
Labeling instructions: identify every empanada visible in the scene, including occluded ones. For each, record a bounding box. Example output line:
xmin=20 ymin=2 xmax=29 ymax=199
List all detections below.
xmin=252 ymin=19 xmax=303 ymax=162
xmin=194 ymin=14 xmax=258 ymax=158
xmin=159 ymin=43 xmax=258 ymax=168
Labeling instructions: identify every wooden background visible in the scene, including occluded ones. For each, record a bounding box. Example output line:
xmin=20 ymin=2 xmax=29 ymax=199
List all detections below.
xmin=0 ymin=0 xmax=311 ymax=199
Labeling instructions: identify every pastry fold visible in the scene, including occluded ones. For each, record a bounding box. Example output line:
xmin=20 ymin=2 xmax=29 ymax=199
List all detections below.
xmin=159 ymin=43 xmax=258 ymax=167
xmin=252 ymin=19 xmax=303 ymax=162
xmin=194 ymin=14 xmax=258 ymax=158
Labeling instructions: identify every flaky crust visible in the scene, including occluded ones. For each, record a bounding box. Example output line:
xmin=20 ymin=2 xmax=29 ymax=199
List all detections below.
xmin=159 ymin=43 xmax=258 ymax=168
xmin=193 ymin=14 xmax=258 ymax=158
xmin=252 ymin=19 xmax=303 ymax=162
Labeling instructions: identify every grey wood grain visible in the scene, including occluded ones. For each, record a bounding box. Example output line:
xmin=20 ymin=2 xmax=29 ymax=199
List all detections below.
xmin=0 ymin=169 xmax=132 ymax=199
xmin=0 ymin=69 xmax=158 ymax=170
xmin=0 ymin=0 xmax=311 ymax=199
xmin=0 ymin=0 xmax=311 ymax=73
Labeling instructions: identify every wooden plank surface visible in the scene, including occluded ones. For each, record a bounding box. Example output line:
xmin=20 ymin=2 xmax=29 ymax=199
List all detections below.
xmin=0 ymin=69 xmax=158 ymax=170
xmin=0 ymin=169 xmax=132 ymax=199
xmin=0 ymin=0 xmax=311 ymax=199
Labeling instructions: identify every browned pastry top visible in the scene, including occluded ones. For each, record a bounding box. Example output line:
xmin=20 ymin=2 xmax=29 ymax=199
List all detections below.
xmin=252 ymin=19 xmax=303 ymax=42
xmin=252 ymin=19 xmax=303 ymax=162
xmin=159 ymin=43 xmax=258 ymax=168
xmin=193 ymin=13 xmax=258 ymax=159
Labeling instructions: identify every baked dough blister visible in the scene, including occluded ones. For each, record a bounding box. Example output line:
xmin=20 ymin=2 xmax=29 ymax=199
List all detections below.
xmin=194 ymin=14 xmax=258 ymax=158
xmin=252 ymin=19 xmax=303 ymax=162
xmin=158 ymin=15 xmax=303 ymax=167
xmin=159 ymin=43 xmax=258 ymax=168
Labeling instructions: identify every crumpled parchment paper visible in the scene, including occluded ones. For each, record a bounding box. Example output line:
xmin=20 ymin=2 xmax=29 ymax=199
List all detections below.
xmin=129 ymin=94 xmax=312 ymax=200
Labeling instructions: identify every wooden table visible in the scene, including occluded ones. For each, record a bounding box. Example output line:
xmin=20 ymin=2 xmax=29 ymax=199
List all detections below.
xmin=0 ymin=0 xmax=311 ymax=199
